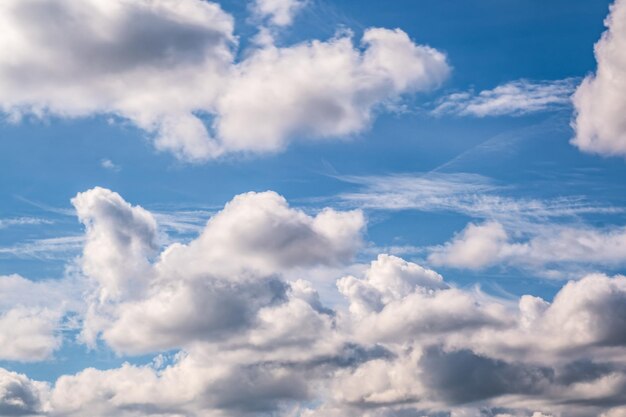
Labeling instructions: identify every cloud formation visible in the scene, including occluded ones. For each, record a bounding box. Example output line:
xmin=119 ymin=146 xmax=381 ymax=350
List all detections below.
xmin=214 ymin=28 xmax=450 ymax=154
xmin=2 ymin=188 xmax=626 ymax=416
xmin=0 ymin=0 xmax=450 ymax=161
xmin=572 ymin=0 xmax=626 ymax=157
xmin=434 ymin=79 xmax=577 ymax=117
xmin=0 ymin=368 xmax=48 ymax=416
xmin=429 ymin=220 xmax=626 ymax=274
xmin=72 ymin=187 xmax=364 ymax=354
xmin=0 ymin=274 xmax=82 ymax=362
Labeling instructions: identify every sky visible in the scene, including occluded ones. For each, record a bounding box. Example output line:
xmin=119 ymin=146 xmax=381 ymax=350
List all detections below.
xmin=1 ymin=0 xmax=626 ymax=416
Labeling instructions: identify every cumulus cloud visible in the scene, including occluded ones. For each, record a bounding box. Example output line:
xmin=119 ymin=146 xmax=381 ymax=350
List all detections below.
xmin=0 ymin=308 xmax=61 ymax=362
xmin=72 ymin=187 xmax=363 ymax=353
xmin=337 ymin=254 xmax=508 ymax=346
xmin=72 ymin=187 xmax=159 ymax=301
xmin=0 ymin=0 xmax=450 ymax=161
xmin=213 ymin=28 xmax=450 ymax=153
xmin=0 ymin=369 xmax=48 ymax=416
xmin=429 ymin=220 xmax=626 ymax=273
xmin=433 ymin=79 xmax=577 ymax=117
xmin=572 ymin=0 xmax=626 ymax=157
xmin=323 ymin=267 xmax=626 ymax=417
xmin=0 ymin=274 xmax=82 ymax=362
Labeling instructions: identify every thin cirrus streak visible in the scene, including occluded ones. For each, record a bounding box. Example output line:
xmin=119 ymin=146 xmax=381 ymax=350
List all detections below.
xmin=432 ymin=78 xmax=579 ymax=117
xmin=0 ymin=217 xmax=52 ymax=229
xmin=335 ymin=172 xmax=624 ymax=224
xmin=0 ymin=236 xmax=84 ymax=259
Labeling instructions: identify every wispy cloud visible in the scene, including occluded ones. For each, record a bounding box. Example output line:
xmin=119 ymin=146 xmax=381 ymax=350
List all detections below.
xmin=336 ymin=172 xmax=622 ymax=227
xmin=100 ymin=159 xmax=121 ymax=172
xmin=432 ymin=78 xmax=578 ymax=117
xmin=0 ymin=236 xmax=84 ymax=259
xmin=0 ymin=217 xmax=52 ymax=229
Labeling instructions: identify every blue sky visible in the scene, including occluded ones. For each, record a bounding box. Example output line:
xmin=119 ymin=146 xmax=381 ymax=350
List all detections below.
xmin=1 ymin=0 xmax=626 ymax=416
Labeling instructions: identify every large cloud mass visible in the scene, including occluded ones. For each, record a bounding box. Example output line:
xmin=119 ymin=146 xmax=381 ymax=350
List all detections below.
xmin=572 ymin=0 xmax=626 ymax=157
xmin=2 ymin=188 xmax=626 ymax=416
xmin=0 ymin=0 xmax=450 ymax=161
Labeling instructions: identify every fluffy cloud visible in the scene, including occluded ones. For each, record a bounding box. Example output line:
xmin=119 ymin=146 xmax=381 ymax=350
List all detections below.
xmin=0 ymin=308 xmax=61 ymax=362
xmin=72 ymin=187 xmax=159 ymax=301
xmin=73 ymin=187 xmax=363 ymax=354
xmin=428 ymin=220 xmax=626 ymax=273
xmin=433 ymin=79 xmax=576 ymax=117
xmin=0 ymin=0 xmax=450 ymax=161
xmin=572 ymin=0 xmax=626 ymax=157
xmin=324 ymin=266 xmax=626 ymax=417
xmin=0 ymin=369 xmax=48 ymax=416
xmin=212 ymin=28 xmax=450 ymax=154
xmin=0 ymin=274 xmax=81 ymax=362
xmin=0 ymin=0 xmax=234 ymax=160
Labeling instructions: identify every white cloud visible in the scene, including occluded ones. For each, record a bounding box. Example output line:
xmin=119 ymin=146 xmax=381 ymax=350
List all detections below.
xmin=337 ymin=255 xmax=507 ymax=345
xmin=251 ymin=0 xmax=308 ymax=27
xmin=572 ymin=0 xmax=626 ymax=157
xmin=0 ymin=0 xmax=234 ymax=161
xmin=72 ymin=187 xmax=159 ymax=301
xmin=428 ymin=221 xmax=509 ymax=269
xmin=325 ymin=265 xmax=626 ymax=416
xmin=0 ymin=274 xmax=83 ymax=362
xmin=0 ymin=308 xmax=61 ymax=362
xmin=99 ymin=159 xmax=120 ymax=172
xmin=433 ymin=79 xmax=577 ymax=117
xmin=213 ymin=28 xmax=450 ymax=154
xmin=0 ymin=0 xmax=450 ymax=161
xmin=3 ymin=251 xmax=626 ymax=415
xmin=429 ymin=220 xmax=626 ymax=273
xmin=72 ymin=187 xmax=363 ymax=353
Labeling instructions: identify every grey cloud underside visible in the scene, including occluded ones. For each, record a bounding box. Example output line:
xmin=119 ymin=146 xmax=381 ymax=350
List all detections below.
xmin=8 ymin=1 xmax=228 ymax=77
xmin=0 ymin=369 xmax=46 ymax=417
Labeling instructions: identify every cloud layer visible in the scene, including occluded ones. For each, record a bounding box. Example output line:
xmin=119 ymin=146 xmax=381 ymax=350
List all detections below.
xmin=0 ymin=0 xmax=450 ymax=161
xmin=2 ymin=188 xmax=626 ymax=416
